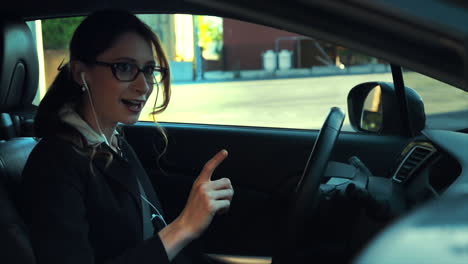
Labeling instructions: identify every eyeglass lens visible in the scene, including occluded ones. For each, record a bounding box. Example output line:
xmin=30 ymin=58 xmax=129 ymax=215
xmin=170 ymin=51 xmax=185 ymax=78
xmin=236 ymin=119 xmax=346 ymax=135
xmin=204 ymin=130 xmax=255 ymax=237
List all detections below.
xmin=114 ymin=63 xmax=163 ymax=84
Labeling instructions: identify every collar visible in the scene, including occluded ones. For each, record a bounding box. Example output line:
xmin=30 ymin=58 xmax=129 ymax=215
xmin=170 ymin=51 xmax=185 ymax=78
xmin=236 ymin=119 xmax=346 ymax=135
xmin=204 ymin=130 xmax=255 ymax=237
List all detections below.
xmin=59 ymin=104 xmax=119 ymax=148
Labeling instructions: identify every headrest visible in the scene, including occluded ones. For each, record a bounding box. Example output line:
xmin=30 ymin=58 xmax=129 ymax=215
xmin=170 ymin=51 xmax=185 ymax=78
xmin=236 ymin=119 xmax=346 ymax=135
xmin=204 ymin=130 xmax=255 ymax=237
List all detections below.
xmin=0 ymin=17 xmax=39 ymax=112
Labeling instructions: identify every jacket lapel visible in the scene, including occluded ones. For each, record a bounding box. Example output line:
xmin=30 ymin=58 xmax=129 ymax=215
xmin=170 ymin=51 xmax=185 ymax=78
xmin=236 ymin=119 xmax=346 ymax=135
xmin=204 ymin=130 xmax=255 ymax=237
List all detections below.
xmin=93 ymin=152 xmax=142 ymax=213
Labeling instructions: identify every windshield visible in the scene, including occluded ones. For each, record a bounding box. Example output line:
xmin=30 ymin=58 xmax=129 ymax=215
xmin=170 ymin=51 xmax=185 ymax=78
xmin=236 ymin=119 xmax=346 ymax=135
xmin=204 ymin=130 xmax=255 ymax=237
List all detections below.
xmin=402 ymin=70 xmax=468 ymax=131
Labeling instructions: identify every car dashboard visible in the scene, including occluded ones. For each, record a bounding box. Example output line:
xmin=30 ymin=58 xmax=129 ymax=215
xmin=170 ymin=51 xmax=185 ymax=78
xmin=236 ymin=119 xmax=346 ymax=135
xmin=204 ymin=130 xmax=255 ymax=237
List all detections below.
xmin=395 ymin=140 xmax=462 ymax=209
xmin=353 ymin=131 xmax=468 ymax=264
xmin=323 ymin=129 xmax=467 ymax=219
xmin=415 ymin=130 xmax=467 ymax=195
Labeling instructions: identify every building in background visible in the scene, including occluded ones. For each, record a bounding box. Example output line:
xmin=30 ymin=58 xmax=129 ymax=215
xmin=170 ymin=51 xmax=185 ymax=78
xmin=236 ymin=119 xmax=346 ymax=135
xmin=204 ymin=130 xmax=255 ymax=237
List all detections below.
xmin=139 ymin=14 xmax=195 ymax=82
xmin=221 ymin=18 xmax=338 ymax=71
xmin=37 ymin=14 xmax=376 ymax=88
xmin=137 ymin=14 xmax=176 ymax=61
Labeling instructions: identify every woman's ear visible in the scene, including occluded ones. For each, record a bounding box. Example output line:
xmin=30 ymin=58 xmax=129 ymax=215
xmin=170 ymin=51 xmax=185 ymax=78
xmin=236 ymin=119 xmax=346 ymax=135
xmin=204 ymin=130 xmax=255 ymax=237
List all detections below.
xmin=70 ymin=60 xmax=87 ymax=85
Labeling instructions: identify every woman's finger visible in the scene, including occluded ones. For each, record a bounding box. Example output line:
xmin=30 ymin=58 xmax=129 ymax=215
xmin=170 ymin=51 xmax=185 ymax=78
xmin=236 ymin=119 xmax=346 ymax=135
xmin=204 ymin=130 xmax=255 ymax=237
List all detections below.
xmin=209 ymin=188 xmax=234 ymax=200
xmin=206 ymin=177 xmax=232 ymax=190
xmin=198 ymin=150 xmax=228 ymax=182
xmin=211 ymin=199 xmax=231 ymax=213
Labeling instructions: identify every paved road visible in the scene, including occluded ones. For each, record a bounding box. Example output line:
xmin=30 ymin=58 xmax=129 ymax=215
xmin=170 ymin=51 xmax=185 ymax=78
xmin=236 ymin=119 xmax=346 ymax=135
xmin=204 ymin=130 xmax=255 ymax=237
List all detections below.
xmin=140 ymin=72 xmax=468 ymax=131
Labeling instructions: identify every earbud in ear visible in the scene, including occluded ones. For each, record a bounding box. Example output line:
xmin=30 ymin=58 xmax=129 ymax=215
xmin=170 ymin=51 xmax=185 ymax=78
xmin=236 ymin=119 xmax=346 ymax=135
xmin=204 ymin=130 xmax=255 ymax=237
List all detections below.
xmin=80 ymin=72 xmax=88 ymax=92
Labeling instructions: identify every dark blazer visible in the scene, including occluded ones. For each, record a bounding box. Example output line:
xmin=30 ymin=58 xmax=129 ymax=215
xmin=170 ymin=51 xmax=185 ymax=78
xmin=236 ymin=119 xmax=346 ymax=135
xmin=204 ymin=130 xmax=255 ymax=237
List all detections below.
xmin=20 ymin=136 xmax=183 ymax=264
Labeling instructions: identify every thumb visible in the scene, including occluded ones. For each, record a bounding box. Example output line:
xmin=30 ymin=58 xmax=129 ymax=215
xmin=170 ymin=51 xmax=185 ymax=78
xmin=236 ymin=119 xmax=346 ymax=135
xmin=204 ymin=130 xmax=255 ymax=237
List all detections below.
xmin=198 ymin=149 xmax=228 ymax=182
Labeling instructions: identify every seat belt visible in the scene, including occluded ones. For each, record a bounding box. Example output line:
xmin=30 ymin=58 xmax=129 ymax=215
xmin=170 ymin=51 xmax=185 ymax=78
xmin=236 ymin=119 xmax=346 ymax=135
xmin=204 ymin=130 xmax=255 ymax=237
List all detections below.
xmin=136 ymin=177 xmax=155 ymax=240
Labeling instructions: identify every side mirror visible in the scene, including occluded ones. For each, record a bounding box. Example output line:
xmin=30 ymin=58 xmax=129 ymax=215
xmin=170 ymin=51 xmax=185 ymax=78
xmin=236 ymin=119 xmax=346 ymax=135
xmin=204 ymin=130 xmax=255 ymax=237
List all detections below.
xmin=360 ymin=85 xmax=383 ymax=132
xmin=347 ymin=82 xmax=425 ymax=134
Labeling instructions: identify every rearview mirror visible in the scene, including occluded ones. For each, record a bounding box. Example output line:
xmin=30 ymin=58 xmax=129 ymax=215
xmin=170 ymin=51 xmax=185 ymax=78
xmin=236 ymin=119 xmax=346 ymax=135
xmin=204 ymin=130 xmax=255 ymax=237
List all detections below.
xmin=347 ymin=82 xmax=425 ymax=135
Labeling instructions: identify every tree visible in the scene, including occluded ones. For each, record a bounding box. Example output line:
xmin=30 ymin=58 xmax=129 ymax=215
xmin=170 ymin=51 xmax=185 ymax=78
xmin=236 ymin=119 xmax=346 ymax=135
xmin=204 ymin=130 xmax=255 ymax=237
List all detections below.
xmin=42 ymin=17 xmax=84 ymax=49
xmin=197 ymin=16 xmax=223 ymax=60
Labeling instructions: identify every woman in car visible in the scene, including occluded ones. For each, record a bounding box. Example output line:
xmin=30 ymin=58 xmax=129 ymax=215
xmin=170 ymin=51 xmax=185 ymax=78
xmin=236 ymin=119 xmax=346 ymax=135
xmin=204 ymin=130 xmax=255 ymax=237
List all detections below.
xmin=20 ymin=9 xmax=234 ymax=264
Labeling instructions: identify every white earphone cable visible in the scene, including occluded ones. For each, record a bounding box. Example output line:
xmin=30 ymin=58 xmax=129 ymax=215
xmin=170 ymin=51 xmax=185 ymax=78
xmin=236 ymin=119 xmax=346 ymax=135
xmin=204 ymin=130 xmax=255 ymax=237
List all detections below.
xmin=140 ymin=194 xmax=167 ymax=226
xmin=81 ymin=72 xmax=111 ymax=146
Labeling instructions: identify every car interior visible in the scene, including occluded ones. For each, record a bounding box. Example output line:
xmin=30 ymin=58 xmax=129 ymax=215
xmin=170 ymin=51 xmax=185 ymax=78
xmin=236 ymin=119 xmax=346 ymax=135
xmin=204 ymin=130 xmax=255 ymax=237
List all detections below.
xmin=1 ymin=1 xmax=468 ymax=264
xmin=0 ymin=15 xmax=40 ymax=264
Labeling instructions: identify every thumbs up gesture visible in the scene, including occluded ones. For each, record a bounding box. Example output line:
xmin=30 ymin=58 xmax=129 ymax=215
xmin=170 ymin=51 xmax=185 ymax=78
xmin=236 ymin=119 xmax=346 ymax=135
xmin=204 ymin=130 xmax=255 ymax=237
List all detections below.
xmin=176 ymin=149 xmax=234 ymax=238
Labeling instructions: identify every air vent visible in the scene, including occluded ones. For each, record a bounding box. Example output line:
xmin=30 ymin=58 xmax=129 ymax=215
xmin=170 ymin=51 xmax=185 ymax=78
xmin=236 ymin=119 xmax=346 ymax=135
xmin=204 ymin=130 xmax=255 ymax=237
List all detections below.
xmin=393 ymin=146 xmax=435 ymax=183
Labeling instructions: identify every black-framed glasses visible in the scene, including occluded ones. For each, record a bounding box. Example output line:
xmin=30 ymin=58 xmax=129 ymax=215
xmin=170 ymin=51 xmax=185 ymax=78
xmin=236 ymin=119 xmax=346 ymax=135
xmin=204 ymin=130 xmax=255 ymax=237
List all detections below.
xmin=93 ymin=61 xmax=168 ymax=84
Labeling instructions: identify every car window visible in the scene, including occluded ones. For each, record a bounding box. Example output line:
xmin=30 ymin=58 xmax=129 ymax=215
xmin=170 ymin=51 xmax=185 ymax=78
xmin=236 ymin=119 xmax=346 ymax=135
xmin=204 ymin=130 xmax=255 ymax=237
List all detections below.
xmin=31 ymin=15 xmax=394 ymax=131
xmin=402 ymin=70 xmax=468 ymax=130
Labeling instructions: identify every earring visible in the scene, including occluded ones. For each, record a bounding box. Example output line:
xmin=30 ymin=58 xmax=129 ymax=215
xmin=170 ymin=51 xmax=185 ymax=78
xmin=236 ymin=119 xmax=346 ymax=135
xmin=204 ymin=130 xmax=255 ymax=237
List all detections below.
xmin=81 ymin=85 xmax=86 ymax=92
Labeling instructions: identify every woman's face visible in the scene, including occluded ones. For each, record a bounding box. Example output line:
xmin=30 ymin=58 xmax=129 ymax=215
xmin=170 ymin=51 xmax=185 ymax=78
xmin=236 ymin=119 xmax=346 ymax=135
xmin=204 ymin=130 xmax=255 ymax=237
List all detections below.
xmin=80 ymin=31 xmax=155 ymax=128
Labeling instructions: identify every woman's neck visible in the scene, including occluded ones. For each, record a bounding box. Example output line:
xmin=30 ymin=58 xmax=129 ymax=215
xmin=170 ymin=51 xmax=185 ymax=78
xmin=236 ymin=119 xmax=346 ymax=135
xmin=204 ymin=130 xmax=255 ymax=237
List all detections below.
xmin=78 ymin=104 xmax=117 ymax=144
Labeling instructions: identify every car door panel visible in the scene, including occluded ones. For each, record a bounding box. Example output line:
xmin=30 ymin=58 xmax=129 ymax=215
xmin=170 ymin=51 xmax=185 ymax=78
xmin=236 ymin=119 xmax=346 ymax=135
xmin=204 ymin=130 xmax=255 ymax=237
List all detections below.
xmin=123 ymin=122 xmax=410 ymax=256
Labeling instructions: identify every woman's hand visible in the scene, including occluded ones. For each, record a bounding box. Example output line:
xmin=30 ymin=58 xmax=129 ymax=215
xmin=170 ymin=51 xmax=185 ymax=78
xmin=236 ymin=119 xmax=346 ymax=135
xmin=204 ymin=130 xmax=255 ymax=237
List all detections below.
xmin=176 ymin=149 xmax=234 ymax=238
xmin=158 ymin=150 xmax=234 ymax=260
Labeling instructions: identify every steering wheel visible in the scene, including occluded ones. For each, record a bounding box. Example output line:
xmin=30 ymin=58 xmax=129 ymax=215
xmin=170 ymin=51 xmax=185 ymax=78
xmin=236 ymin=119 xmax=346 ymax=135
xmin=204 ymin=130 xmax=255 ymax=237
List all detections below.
xmin=273 ymin=107 xmax=345 ymax=264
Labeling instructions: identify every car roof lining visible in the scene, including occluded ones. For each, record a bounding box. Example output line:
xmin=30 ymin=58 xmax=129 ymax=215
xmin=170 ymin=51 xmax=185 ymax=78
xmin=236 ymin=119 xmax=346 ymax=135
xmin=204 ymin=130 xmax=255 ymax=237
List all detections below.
xmin=3 ymin=0 xmax=468 ymax=92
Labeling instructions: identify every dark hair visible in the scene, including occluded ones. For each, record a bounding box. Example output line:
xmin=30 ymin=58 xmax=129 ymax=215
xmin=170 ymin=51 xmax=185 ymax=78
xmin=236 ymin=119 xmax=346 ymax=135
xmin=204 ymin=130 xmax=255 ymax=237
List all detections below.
xmin=34 ymin=9 xmax=171 ymax=163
